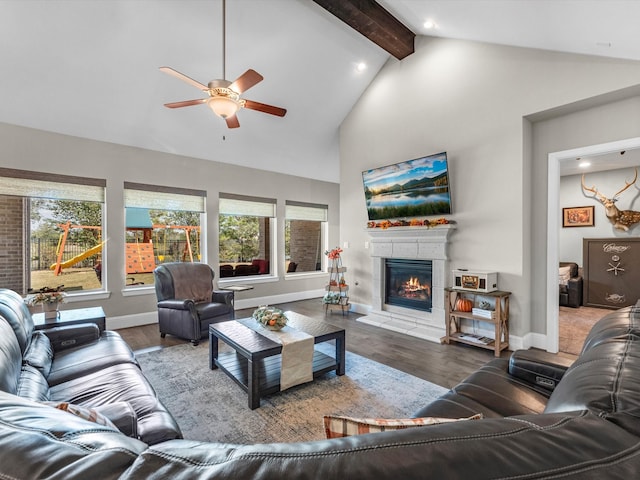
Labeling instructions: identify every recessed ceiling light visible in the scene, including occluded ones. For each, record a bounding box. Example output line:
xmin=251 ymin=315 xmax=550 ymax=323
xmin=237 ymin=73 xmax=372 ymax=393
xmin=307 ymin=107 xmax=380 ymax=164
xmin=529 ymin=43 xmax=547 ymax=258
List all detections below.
xmin=579 ymin=161 xmax=591 ymax=168
xmin=355 ymin=62 xmax=367 ymax=72
xmin=423 ymin=19 xmax=437 ymax=29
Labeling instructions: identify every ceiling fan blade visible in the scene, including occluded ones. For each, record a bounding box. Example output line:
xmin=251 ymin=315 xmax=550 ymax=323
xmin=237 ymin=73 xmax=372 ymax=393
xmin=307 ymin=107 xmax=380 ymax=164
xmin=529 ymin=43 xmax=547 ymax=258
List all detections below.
xmin=225 ymin=115 xmax=240 ymax=129
xmin=244 ymin=99 xmax=287 ymax=117
xmin=229 ymin=69 xmax=263 ymax=93
xmin=159 ymin=67 xmax=209 ymax=91
xmin=164 ymin=99 xmax=206 ymax=109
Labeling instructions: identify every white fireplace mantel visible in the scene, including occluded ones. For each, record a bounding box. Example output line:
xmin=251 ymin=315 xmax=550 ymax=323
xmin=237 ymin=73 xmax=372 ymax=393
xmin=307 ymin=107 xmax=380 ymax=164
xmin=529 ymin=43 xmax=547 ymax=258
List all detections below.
xmin=359 ymin=225 xmax=456 ymax=343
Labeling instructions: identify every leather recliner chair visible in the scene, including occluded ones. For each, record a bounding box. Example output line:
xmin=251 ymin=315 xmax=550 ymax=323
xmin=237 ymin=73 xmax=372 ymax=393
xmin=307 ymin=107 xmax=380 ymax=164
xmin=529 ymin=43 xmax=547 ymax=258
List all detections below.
xmin=153 ymin=263 xmax=234 ymax=345
xmin=559 ymin=261 xmax=583 ymax=308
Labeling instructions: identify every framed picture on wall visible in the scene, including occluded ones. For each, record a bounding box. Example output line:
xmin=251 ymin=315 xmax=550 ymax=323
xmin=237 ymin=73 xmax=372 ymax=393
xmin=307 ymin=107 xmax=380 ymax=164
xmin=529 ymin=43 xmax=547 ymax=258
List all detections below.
xmin=562 ymin=206 xmax=594 ymax=227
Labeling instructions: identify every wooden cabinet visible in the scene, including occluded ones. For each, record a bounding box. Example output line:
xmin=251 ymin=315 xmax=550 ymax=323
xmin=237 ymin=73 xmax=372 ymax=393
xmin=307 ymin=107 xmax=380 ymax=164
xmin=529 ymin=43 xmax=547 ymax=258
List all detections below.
xmin=323 ymin=256 xmax=349 ymax=315
xmin=583 ymin=237 xmax=640 ymax=309
xmin=443 ymin=288 xmax=510 ymax=357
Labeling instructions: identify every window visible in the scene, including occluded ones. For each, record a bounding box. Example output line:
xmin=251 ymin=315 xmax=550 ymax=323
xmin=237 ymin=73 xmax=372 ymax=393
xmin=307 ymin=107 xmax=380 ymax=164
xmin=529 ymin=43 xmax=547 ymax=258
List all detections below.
xmin=124 ymin=182 xmax=205 ymax=287
xmin=285 ymin=201 xmax=327 ymax=274
xmin=219 ymin=194 xmax=276 ymax=278
xmin=0 ymin=168 xmax=105 ymax=295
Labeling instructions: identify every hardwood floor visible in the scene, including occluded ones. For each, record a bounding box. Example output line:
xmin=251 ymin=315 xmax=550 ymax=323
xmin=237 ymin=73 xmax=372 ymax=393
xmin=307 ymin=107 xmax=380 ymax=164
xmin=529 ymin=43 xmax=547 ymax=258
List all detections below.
xmin=117 ymin=299 xmax=618 ymax=387
xmin=118 ymin=298 xmax=507 ymax=389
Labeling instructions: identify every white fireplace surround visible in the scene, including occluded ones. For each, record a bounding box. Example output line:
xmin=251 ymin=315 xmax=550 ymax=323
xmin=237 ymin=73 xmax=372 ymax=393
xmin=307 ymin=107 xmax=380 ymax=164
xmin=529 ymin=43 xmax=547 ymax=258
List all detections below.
xmin=358 ymin=225 xmax=455 ymax=343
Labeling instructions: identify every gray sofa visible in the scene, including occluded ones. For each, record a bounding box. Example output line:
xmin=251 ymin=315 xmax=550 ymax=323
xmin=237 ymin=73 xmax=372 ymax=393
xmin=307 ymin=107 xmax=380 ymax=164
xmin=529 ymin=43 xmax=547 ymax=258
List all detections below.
xmin=1 ymin=296 xmax=640 ymax=478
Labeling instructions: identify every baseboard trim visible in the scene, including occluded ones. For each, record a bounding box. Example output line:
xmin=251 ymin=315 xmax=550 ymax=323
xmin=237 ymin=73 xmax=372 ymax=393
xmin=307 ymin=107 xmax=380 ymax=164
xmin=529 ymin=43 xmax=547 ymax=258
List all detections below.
xmin=109 ymin=289 xmax=326 ymax=330
xmin=234 ymin=289 xmax=325 ymax=310
xmin=519 ymin=332 xmax=548 ymax=351
xmin=108 ymin=311 xmax=158 ymax=330
xmin=109 ymin=296 xmax=539 ymax=353
xmin=352 ymin=302 xmax=534 ymax=351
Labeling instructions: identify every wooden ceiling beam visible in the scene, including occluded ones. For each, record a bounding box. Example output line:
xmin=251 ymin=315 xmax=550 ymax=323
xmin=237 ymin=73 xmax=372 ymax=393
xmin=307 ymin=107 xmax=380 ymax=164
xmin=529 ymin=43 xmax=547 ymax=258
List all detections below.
xmin=312 ymin=0 xmax=415 ymax=60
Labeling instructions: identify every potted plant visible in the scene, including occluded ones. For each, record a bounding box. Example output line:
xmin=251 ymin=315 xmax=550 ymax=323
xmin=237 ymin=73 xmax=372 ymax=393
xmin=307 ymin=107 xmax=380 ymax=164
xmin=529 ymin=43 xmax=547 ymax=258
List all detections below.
xmin=25 ymin=285 xmax=66 ymax=319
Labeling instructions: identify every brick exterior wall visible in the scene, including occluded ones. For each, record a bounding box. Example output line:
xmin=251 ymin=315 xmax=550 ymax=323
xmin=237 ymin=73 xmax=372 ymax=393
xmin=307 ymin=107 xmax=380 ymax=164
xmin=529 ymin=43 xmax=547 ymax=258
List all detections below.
xmin=289 ymin=220 xmax=321 ymax=271
xmin=0 ymin=196 xmax=26 ymax=292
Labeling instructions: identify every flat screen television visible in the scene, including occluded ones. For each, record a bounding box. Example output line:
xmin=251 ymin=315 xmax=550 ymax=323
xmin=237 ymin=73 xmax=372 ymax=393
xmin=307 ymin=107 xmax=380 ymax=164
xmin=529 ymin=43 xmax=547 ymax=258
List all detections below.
xmin=362 ymin=152 xmax=452 ymax=221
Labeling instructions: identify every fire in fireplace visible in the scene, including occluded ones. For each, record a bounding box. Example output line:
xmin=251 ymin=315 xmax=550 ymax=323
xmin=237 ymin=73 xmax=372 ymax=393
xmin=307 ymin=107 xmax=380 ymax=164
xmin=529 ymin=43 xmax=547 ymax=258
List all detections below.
xmin=385 ymin=258 xmax=433 ymax=312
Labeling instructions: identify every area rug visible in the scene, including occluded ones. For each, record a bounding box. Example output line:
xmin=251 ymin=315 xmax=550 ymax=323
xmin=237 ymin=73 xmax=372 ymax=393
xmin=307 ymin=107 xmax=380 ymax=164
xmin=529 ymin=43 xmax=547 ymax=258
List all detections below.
xmin=136 ymin=342 xmax=448 ymax=444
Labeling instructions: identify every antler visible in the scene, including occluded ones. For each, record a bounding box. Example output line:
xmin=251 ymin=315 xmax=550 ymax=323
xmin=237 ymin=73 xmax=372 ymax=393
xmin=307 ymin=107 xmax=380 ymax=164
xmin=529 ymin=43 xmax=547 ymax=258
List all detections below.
xmin=614 ymin=167 xmax=638 ymax=199
xmin=581 ymin=174 xmax=606 ymax=201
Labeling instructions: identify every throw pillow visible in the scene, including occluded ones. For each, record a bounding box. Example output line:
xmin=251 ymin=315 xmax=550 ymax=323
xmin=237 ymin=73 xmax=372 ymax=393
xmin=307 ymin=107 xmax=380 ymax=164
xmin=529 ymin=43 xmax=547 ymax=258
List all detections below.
xmin=323 ymin=413 xmax=483 ymax=439
xmin=558 ymin=266 xmax=571 ymax=286
xmin=41 ymin=401 xmax=117 ymax=429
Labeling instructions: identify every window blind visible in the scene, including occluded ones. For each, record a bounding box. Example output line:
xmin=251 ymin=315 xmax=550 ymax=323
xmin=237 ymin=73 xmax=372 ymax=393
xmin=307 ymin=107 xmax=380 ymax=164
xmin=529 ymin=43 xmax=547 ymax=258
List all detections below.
xmin=285 ymin=201 xmax=328 ymax=222
xmin=0 ymin=168 xmax=105 ymax=202
xmin=220 ymin=193 xmax=276 ymax=217
xmin=124 ymin=182 xmax=205 ymax=212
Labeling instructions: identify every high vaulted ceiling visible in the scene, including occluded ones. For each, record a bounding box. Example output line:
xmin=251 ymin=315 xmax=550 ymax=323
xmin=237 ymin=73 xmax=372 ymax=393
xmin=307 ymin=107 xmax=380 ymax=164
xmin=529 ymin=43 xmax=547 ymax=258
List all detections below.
xmin=1 ymin=1 xmax=639 ymax=183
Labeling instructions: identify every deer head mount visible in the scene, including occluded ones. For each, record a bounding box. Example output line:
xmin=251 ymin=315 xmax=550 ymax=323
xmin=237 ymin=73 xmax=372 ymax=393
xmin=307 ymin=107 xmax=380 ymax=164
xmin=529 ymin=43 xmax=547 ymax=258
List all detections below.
xmin=581 ymin=168 xmax=640 ymax=231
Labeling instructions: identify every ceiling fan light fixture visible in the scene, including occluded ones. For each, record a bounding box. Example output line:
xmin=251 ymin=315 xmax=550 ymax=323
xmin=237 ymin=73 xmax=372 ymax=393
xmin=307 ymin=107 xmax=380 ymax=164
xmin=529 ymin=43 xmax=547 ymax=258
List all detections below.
xmin=207 ymin=95 xmax=240 ymax=119
xmin=159 ymin=0 xmax=284 ymax=128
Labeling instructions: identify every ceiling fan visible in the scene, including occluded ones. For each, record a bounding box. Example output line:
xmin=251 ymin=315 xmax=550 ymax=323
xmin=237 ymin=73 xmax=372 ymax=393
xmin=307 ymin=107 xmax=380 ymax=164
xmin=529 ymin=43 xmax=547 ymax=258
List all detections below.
xmin=160 ymin=0 xmax=286 ymax=129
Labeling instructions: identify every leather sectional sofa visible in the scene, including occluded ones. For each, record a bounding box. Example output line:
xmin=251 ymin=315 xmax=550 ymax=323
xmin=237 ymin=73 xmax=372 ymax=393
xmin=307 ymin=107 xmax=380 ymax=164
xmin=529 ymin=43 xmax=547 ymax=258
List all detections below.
xmin=2 ymin=289 xmax=640 ymax=478
xmin=0 ymin=288 xmax=181 ymax=446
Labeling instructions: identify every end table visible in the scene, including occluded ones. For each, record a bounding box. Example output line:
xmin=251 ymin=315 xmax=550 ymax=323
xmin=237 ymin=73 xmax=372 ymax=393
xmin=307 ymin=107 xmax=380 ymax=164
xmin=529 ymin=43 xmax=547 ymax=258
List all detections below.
xmin=32 ymin=306 xmax=106 ymax=332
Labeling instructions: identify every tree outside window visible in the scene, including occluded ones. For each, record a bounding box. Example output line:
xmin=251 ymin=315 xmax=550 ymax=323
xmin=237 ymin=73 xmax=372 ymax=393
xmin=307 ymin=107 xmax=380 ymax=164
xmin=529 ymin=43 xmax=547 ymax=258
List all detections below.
xmin=0 ymin=169 xmax=106 ymax=295
xmin=218 ymin=194 xmax=275 ymax=278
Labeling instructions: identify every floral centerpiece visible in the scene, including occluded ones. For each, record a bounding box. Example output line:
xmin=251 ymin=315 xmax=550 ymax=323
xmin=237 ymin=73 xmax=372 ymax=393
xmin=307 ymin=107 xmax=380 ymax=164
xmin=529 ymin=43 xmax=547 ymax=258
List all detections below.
xmin=252 ymin=305 xmax=288 ymax=331
xmin=24 ymin=285 xmax=66 ymax=306
xmin=325 ymin=247 xmax=342 ymax=259
xmin=25 ymin=286 xmax=66 ymax=320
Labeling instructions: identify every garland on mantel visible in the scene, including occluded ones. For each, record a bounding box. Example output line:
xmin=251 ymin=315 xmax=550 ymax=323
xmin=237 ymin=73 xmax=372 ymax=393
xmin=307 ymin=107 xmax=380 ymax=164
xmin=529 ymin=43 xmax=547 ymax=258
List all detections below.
xmin=367 ymin=218 xmax=452 ymax=229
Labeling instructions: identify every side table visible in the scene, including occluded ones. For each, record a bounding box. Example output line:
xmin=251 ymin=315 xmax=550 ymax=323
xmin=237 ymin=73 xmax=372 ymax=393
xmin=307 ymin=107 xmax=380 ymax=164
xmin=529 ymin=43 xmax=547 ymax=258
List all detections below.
xmin=33 ymin=306 xmax=106 ymax=332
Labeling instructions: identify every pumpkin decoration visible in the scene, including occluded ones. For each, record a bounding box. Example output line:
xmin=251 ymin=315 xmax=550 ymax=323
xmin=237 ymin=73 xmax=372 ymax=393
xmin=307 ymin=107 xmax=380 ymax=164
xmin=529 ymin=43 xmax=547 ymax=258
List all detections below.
xmin=455 ymin=297 xmax=473 ymax=312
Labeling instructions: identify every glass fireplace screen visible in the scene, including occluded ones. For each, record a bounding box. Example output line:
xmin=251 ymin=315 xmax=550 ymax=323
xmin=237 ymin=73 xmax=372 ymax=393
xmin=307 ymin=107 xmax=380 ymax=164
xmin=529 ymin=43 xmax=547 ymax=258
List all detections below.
xmin=384 ymin=258 xmax=432 ymax=312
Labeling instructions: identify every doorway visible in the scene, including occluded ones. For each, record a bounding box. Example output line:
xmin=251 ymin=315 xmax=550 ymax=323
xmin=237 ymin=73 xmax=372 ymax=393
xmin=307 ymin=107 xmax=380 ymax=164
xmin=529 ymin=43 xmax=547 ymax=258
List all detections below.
xmin=546 ymin=136 xmax=640 ymax=353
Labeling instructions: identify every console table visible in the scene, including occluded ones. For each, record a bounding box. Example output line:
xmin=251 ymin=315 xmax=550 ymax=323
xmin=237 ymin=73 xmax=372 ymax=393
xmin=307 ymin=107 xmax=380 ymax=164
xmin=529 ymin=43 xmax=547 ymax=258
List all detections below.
xmin=33 ymin=306 xmax=106 ymax=332
xmin=443 ymin=288 xmax=510 ymax=357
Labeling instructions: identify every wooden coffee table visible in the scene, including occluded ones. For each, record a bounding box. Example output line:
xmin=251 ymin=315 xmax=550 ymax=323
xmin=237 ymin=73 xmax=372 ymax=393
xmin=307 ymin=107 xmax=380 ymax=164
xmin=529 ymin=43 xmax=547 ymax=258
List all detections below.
xmin=209 ymin=311 xmax=345 ymax=409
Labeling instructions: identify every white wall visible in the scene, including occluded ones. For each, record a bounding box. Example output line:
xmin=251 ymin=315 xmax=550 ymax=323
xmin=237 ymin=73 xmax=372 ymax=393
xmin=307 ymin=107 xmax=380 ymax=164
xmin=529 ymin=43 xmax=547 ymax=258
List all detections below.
xmin=0 ymin=122 xmax=339 ymax=322
xmin=559 ymin=166 xmax=640 ymax=264
xmin=339 ymin=35 xmax=640 ymax=340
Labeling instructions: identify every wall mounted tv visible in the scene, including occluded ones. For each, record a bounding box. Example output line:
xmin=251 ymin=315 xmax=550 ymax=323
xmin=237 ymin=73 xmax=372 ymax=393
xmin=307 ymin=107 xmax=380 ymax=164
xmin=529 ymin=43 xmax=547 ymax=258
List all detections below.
xmin=362 ymin=152 xmax=452 ymax=221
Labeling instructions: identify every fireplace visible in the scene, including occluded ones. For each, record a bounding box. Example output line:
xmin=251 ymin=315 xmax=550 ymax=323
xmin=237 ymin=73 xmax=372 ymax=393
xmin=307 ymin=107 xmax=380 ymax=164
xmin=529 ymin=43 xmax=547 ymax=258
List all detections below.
xmin=385 ymin=259 xmax=432 ymax=312
xmin=358 ymin=224 xmax=455 ymax=343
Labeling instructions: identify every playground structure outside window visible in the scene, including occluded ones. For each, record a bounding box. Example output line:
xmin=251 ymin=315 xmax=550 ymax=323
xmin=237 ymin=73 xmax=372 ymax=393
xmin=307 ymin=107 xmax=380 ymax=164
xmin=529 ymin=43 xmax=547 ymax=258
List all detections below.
xmin=124 ymin=183 xmax=206 ymax=287
xmin=0 ymin=167 xmax=106 ymax=296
